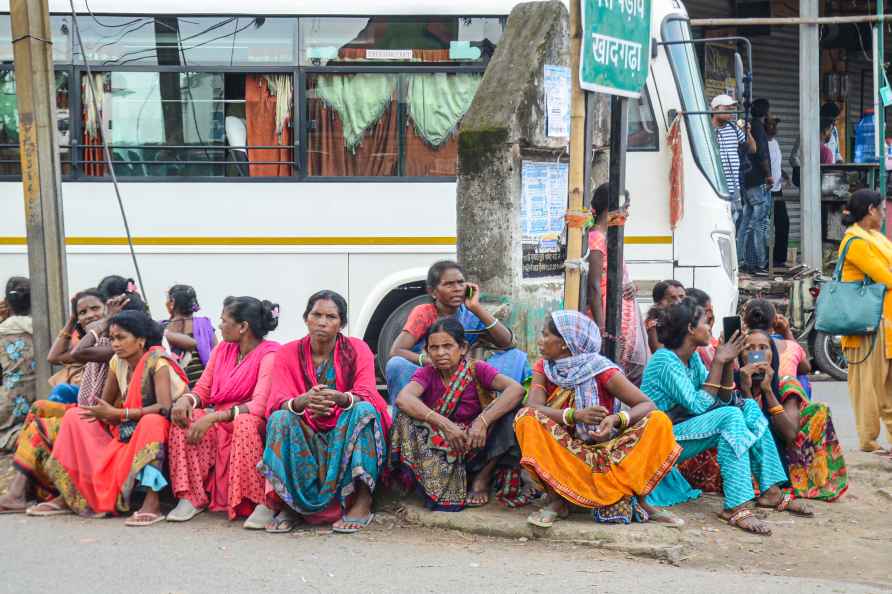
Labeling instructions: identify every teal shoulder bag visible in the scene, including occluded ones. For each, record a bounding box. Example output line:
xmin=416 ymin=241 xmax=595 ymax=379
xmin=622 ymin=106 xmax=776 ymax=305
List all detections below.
xmin=815 ymin=237 xmax=886 ymax=337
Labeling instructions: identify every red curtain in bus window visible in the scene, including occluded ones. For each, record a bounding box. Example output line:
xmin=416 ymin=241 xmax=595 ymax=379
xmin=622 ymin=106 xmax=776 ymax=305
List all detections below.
xmin=245 ymin=75 xmax=293 ymax=177
xmin=404 ymin=126 xmax=457 ymax=177
xmin=81 ymin=73 xmax=105 ymax=177
xmin=336 ymin=48 xmax=450 ymax=62
xmin=306 ymin=77 xmax=398 ymax=177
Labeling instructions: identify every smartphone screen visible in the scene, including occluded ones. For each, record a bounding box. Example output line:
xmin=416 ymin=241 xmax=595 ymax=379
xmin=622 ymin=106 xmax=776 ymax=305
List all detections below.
xmin=747 ymin=351 xmax=767 ymax=365
xmin=722 ymin=316 xmax=741 ymax=341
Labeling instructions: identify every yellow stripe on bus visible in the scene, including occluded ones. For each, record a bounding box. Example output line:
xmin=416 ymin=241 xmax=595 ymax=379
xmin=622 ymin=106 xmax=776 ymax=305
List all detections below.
xmin=0 ymin=235 xmax=672 ymax=246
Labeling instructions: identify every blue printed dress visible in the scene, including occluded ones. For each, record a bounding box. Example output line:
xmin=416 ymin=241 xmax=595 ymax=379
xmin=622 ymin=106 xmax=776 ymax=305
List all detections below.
xmin=641 ymin=349 xmax=788 ymax=509
xmin=0 ymin=315 xmax=36 ymax=451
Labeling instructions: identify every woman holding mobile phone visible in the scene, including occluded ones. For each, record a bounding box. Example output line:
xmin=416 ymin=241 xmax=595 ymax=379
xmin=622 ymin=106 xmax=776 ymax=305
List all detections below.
xmin=385 ymin=260 xmax=531 ymax=403
xmin=738 ymin=330 xmax=847 ymax=502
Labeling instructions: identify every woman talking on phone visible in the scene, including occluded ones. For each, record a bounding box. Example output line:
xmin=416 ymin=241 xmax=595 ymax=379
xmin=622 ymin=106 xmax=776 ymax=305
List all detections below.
xmin=738 ymin=330 xmax=847 ymax=501
xmin=385 ymin=260 xmax=531 ymax=402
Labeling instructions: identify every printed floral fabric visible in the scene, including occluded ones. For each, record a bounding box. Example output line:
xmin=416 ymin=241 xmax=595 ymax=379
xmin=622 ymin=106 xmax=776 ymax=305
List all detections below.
xmin=0 ymin=324 xmax=37 ymax=451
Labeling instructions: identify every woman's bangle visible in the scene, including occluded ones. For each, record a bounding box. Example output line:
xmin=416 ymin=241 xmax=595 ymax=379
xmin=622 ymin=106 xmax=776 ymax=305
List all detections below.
xmin=768 ymin=405 xmax=785 ymax=416
xmin=424 ymin=409 xmax=436 ymax=424
xmin=702 ymin=382 xmax=722 ymax=390
xmin=479 ymin=414 xmax=489 ymax=429
xmin=618 ymin=410 xmax=630 ymax=431
xmin=483 ymin=318 xmax=499 ymax=331
xmin=58 ymin=330 xmax=71 ymax=339
xmin=343 ymin=392 xmax=356 ymax=411
xmin=286 ymin=398 xmax=305 ymax=417
xmin=89 ymin=329 xmax=100 ymax=342
xmin=562 ymin=407 xmax=574 ymax=426
xmin=722 ymin=383 xmax=736 ymax=391
xmin=230 ymin=406 xmax=240 ymax=422
xmin=187 ymin=394 xmax=200 ymax=409
xmin=417 ymin=352 xmax=426 ymax=366
xmin=121 ymin=408 xmax=129 ymax=422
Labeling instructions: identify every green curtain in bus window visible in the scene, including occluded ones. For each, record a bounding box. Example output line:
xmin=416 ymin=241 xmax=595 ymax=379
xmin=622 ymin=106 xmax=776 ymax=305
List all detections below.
xmin=407 ymin=73 xmax=480 ymax=147
xmin=0 ymin=73 xmax=18 ymax=144
xmin=315 ymin=74 xmax=397 ymax=152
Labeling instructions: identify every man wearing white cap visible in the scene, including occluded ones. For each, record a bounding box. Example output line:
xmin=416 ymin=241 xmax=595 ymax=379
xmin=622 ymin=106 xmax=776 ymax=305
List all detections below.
xmin=711 ymin=94 xmax=756 ymax=228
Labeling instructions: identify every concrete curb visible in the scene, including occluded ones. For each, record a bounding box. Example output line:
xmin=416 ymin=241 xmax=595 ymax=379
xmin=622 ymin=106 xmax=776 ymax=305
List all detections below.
xmin=400 ymin=500 xmax=686 ymax=563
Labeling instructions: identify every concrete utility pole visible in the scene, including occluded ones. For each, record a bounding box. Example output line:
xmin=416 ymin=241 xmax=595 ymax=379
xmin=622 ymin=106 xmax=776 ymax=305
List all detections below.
xmin=563 ymin=0 xmax=586 ymax=311
xmin=799 ymin=0 xmax=821 ymax=270
xmin=11 ymin=0 xmax=68 ymax=395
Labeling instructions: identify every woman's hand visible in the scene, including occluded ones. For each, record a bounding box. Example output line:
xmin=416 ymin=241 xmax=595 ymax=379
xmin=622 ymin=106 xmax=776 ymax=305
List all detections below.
xmin=171 ymin=396 xmax=194 ymax=428
xmin=759 ymin=363 xmax=775 ymax=392
xmin=588 ymin=414 xmax=619 ymax=443
xmin=622 ymin=282 xmax=637 ymax=301
xmin=79 ymin=399 xmax=120 ymax=424
xmin=186 ymin=414 xmax=216 ymax=445
xmin=738 ymin=364 xmax=758 ymax=395
xmin=464 ymin=282 xmax=482 ymax=311
xmin=575 ymin=405 xmax=610 ymax=426
xmin=305 ymin=385 xmax=335 ymax=418
xmin=318 ymin=388 xmax=351 ymax=409
xmin=441 ymin=419 xmax=469 ymax=453
xmin=105 ymin=294 xmax=130 ymax=317
xmin=467 ymin=417 xmax=488 ymax=450
xmin=715 ymin=331 xmax=745 ymax=364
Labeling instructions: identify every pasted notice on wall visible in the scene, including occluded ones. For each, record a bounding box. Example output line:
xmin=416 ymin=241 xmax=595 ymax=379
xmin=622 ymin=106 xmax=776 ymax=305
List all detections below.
xmin=521 ymin=160 xmax=568 ymax=278
xmin=543 ymin=65 xmax=570 ymax=138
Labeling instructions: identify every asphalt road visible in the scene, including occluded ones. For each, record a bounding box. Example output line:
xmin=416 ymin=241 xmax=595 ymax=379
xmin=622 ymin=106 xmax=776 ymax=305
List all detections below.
xmin=810 ymin=379 xmax=885 ymax=450
xmin=0 ymin=512 xmax=884 ymax=594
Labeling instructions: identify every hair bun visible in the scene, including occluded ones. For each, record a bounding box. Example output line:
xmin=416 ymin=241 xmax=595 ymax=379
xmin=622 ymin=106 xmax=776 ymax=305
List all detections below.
xmin=261 ymin=300 xmax=280 ymax=333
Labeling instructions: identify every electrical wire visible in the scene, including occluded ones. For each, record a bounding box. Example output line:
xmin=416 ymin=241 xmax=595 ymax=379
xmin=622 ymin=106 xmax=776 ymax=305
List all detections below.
xmin=69 ymin=1 xmax=149 ymax=312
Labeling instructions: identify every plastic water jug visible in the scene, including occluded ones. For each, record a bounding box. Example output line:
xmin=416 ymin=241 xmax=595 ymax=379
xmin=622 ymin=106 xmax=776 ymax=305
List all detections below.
xmin=854 ymin=109 xmax=877 ymax=163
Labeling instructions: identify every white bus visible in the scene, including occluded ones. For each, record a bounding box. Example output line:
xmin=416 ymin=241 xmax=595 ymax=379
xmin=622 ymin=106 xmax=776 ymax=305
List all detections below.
xmin=0 ymin=0 xmax=736 ymax=363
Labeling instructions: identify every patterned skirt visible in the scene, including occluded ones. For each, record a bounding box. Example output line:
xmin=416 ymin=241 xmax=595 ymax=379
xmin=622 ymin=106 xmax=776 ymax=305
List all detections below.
xmin=259 ymin=401 xmax=386 ymax=516
xmin=12 ymin=400 xmax=71 ymax=500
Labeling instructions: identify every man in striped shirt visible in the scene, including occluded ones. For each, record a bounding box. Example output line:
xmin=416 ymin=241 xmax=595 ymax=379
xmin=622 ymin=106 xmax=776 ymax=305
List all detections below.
xmin=711 ymin=94 xmax=756 ymax=229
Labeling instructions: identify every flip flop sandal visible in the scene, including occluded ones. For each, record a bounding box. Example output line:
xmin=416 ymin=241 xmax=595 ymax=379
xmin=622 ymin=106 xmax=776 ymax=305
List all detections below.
xmin=721 ymin=508 xmax=771 ymax=536
xmin=526 ymin=507 xmax=569 ymax=528
xmin=772 ymin=492 xmax=814 ymax=517
xmin=332 ymin=512 xmax=375 ymax=534
xmin=265 ymin=510 xmax=302 ymax=534
xmin=165 ymin=499 xmax=205 ymax=523
xmin=243 ymin=504 xmax=275 ymax=530
xmin=125 ymin=512 xmax=164 ymax=527
xmin=26 ymin=501 xmax=71 ymax=517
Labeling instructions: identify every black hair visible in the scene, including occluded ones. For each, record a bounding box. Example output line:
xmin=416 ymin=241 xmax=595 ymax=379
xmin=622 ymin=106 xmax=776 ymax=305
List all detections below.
xmin=820 ymin=101 xmax=841 ymax=120
xmin=743 ymin=298 xmax=776 ymax=332
xmin=842 ymin=189 xmax=883 ymax=226
xmin=96 ymin=275 xmax=134 ymax=301
xmin=751 ymin=98 xmax=770 ymax=118
xmin=121 ymin=291 xmax=147 ymax=313
xmin=545 ymin=315 xmax=560 ymax=338
xmin=107 ymin=311 xmax=163 ymax=349
xmin=303 ymin=290 xmax=348 ymax=326
xmin=72 ymin=289 xmax=107 ymax=337
xmin=223 ymin=296 xmax=279 ymax=338
xmin=426 ymin=260 xmax=464 ymax=292
xmin=4 ymin=276 xmax=30 ymax=316
xmin=168 ymin=284 xmax=200 ymax=316
xmin=820 ymin=117 xmax=835 ymax=135
xmin=590 ymin=183 xmax=610 ymax=218
xmin=684 ymin=287 xmax=711 ymax=309
xmin=426 ymin=316 xmax=467 ymax=347
xmin=655 ymin=297 xmax=704 ymax=350
xmin=652 ymin=280 xmax=685 ymax=303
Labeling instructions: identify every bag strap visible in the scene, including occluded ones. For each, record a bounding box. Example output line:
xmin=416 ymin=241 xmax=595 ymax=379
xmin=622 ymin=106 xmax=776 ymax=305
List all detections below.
xmin=833 ymin=236 xmax=861 ymax=281
xmin=847 ymin=329 xmax=880 ymax=366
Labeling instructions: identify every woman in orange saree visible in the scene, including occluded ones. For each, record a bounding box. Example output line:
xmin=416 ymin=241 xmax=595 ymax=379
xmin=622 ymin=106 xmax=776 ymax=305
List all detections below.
xmin=30 ymin=311 xmax=188 ymax=526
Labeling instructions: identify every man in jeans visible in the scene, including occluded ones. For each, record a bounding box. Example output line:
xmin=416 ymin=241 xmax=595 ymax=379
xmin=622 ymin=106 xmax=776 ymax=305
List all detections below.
xmin=738 ymin=98 xmax=773 ymax=274
xmin=711 ymin=94 xmax=755 ymax=228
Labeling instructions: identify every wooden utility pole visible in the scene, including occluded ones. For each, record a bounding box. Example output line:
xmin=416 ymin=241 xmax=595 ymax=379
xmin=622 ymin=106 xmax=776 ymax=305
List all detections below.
xmin=11 ymin=0 xmax=68 ymax=395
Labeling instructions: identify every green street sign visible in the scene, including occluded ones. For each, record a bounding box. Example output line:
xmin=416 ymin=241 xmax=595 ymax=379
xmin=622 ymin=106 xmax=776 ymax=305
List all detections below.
xmin=580 ymin=0 xmax=652 ymax=98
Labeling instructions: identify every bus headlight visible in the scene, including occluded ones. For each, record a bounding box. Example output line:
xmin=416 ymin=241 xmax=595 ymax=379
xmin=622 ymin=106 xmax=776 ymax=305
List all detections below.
xmin=713 ymin=233 xmax=735 ymax=282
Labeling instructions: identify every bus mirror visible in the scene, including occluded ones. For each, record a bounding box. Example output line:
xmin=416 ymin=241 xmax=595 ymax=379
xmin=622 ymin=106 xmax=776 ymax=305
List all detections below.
xmin=734 ymin=52 xmax=746 ymax=104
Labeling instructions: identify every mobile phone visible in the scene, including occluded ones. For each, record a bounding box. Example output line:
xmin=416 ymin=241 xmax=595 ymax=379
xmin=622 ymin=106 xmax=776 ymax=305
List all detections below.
xmin=722 ymin=316 xmax=741 ymax=341
xmin=747 ymin=351 xmax=767 ymax=365
xmin=465 ymin=285 xmax=475 ymax=300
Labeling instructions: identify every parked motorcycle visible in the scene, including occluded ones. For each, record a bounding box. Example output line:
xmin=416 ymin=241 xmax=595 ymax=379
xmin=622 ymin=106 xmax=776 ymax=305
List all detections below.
xmin=787 ymin=268 xmax=848 ymax=381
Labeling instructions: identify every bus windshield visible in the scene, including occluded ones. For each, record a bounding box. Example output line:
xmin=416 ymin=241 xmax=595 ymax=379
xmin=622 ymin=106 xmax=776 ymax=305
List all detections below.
xmin=662 ymin=18 xmax=730 ymax=200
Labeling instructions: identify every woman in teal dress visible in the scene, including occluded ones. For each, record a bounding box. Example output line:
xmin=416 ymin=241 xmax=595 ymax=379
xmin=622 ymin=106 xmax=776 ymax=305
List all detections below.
xmin=641 ymin=298 xmax=813 ymax=536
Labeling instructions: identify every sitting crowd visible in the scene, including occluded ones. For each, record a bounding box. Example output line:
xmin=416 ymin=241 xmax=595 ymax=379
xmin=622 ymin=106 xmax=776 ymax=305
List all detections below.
xmin=0 ymin=262 xmax=847 ymax=536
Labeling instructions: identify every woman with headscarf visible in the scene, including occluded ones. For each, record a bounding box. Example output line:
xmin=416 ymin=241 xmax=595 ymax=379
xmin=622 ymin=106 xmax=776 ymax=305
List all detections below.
xmin=515 ymin=310 xmax=681 ymax=528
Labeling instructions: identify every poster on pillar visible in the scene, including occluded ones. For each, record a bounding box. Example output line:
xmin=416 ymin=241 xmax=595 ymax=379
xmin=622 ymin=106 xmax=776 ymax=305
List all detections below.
xmin=521 ymin=161 xmax=569 ymax=278
xmin=579 ymin=0 xmax=652 ymax=98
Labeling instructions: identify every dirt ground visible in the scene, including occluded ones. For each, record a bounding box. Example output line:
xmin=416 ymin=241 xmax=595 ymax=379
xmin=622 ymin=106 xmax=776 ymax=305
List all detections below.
xmin=1 ymin=451 xmax=890 ymax=589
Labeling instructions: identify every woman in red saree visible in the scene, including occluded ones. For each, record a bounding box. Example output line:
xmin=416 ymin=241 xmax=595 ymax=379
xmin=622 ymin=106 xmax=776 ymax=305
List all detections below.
xmin=166 ymin=296 xmax=280 ymax=527
xmin=30 ymin=311 xmax=188 ymax=526
xmin=259 ymin=291 xmax=391 ymax=534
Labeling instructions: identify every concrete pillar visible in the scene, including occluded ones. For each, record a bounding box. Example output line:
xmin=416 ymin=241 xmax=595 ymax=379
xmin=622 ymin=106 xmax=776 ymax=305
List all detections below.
xmin=456 ymin=1 xmax=570 ymax=355
xmin=799 ymin=0 xmax=821 ymax=269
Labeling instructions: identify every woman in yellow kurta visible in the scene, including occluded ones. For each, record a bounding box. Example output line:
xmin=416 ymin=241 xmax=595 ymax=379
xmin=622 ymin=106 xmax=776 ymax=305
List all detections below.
xmin=837 ymin=189 xmax=892 ymax=455
xmin=515 ymin=310 xmax=681 ymax=527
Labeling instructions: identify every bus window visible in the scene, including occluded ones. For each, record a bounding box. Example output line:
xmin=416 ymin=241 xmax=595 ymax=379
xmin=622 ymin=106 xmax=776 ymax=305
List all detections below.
xmin=300 ymin=17 xmax=502 ymax=66
xmin=306 ymin=72 xmax=481 ymax=177
xmin=71 ymin=16 xmax=297 ymax=66
xmin=79 ymin=72 xmax=294 ymax=177
xmin=0 ymin=15 xmax=71 ymax=64
xmin=627 ymin=90 xmax=658 ymax=151
xmin=0 ymin=70 xmax=70 ymax=177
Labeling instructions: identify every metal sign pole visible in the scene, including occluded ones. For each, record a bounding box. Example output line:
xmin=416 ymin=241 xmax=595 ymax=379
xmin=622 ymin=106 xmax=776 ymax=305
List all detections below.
xmin=604 ymin=96 xmax=628 ymax=362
